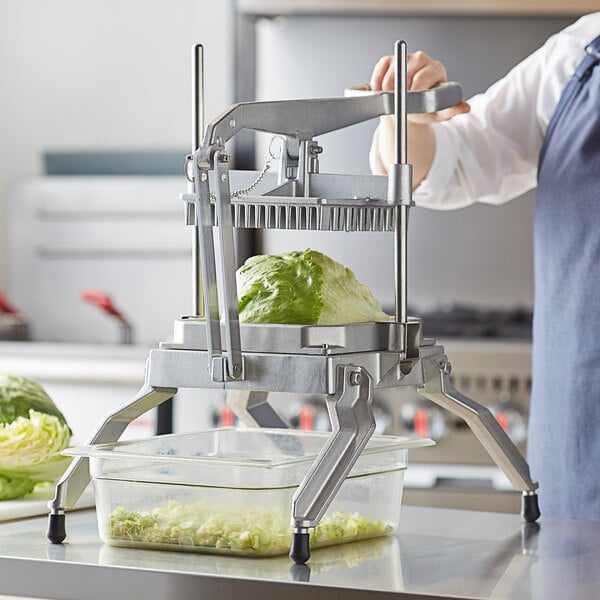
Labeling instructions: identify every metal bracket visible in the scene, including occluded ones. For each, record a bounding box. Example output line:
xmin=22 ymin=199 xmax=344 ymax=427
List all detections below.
xmin=226 ymin=389 xmax=288 ymax=428
xmin=194 ymin=155 xmax=222 ymax=364
xmin=291 ymin=365 xmax=375 ymax=529
xmin=198 ymin=82 xmax=462 ymax=167
xmin=418 ymin=355 xmax=538 ymax=493
xmin=213 ymin=152 xmax=244 ymax=381
xmin=47 ymin=384 xmax=177 ymax=543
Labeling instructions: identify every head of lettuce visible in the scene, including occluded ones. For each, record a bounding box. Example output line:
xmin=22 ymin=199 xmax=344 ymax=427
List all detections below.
xmin=0 ymin=374 xmax=72 ymax=500
xmin=237 ymin=249 xmax=390 ymax=325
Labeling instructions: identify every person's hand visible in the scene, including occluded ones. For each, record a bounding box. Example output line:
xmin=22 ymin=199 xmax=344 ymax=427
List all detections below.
xmin=370 ymin=51 xmax=470 ymax=124
xmin=368 ymin=50 xmax=469 ymax=184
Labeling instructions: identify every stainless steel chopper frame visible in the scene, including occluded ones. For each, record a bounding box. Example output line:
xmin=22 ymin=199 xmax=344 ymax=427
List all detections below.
xmin=48 ymin=42 xmax=539 ymax=563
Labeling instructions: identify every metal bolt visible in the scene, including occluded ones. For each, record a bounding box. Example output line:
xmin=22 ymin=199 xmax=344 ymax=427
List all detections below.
xmin=229 ymin=118 xmax=236 ymax=128
xmin=219 ymin=154 xmax=230 ymax=164
xmin=200 ymin=172 xmax=208 ymax=181
xmin=349 ymin=371 xmax=363 ymax=386
xmin=231 ymin=363 xmax=241 ymax=378
xmin=442 ymin=362 xmax=452 ymax=375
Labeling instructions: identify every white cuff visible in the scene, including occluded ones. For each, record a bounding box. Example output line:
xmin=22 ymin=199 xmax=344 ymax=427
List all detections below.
xmin=369 ymin=125 xmax=386 ymax=175
xmin=413 ymin=123 xmax=459 ymax=208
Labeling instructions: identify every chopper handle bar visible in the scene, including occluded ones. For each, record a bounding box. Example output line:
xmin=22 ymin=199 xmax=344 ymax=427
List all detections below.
xmin=196 ymin=82 xmax=462 ymax=166
xmin=345 ymin=81 xmax=462 ymax=110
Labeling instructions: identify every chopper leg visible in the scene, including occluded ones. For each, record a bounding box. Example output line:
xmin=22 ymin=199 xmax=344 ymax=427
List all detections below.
xmin=47 ymin=384 xmax=177 ymax=543
xmin=418 ymin=355 xmax=540 ymax=522
xmin=225 ymin=389 xmax=288 ymax=428
xmin=289 ymin=365 xmax=375 ymax=564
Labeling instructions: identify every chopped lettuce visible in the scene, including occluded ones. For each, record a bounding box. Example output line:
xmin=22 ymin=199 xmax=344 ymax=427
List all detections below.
xmin=0 ymin=375 xmax=72 ymax=501
xmin=108 ymin=500 xmax=394 ymax=556
xmin=237 ymin=249 xmax=390 ymax=325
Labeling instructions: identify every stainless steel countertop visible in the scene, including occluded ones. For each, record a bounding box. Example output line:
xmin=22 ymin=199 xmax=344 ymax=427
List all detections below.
xmin=0 ymin=506 xmax=599 ymax=599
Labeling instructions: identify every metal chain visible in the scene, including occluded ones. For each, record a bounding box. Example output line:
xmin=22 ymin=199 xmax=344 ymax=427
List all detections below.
xmin=188 ymin=136 xmax=282 ymax=197
xmin=210 ymin=159 xmax=272 ymax=201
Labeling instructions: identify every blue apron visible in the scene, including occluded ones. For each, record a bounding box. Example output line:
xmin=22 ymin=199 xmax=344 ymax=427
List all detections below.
xmin=530 ymin=34 xmax=600 ymax=521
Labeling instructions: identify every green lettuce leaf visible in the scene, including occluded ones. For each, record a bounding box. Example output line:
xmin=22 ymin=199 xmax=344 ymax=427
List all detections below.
xmin=237 ymin=249 xmax=390 ymax=325
xmin=0 ymin=472 xmax=36 ymax=501
xmin=0 ymin=374 xmax=70 ymax=428
xmin=0 ymin=375 xmax=73 ymax=500
xmin=0 ymin=410 xmax=72 ymax=472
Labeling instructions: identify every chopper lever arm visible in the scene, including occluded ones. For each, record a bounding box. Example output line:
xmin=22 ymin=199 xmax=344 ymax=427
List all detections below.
xmin=193 ymin=158 xmax=223 ymax=369
xmin=198 ymin=82 xmax=462 ymax=166
xmin=418 ymin=355 xmax=540 ymax=522
xmin=344 ymin=81 xmax=463 ymax=114
xmin=200 ymin=96 xmax=388 ymax=162
xmin=213 ymin=152 xmax=243 ymax=380
xmin=191 ymin=153 xmax=243 ymax=382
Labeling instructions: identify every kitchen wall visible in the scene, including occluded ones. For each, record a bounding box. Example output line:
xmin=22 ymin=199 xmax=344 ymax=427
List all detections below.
xmin=0 ymin=0 xmax=233 ymax=290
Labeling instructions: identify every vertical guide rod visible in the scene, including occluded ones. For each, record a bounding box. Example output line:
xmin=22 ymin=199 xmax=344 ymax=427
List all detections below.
xmin=393 ymin=40 xmax=408 ymax=324
xmin=191 ymin=43 xmax=204 ymax=317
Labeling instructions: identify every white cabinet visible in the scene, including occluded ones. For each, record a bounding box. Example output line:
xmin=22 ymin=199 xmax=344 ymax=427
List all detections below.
xmin=0 ymin=342 xmax=225 ymax=443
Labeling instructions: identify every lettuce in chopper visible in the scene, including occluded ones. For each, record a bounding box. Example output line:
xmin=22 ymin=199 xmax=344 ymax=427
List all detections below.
xmin=0 ymin=374 xmax=72 ymax=500
xmin=237 ymin=249 xmax=390 ymax=325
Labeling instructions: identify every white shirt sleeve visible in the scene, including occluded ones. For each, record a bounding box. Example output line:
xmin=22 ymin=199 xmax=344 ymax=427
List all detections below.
xmin=370 ymin=13 xmax=599 ymax=210
xmin=416 ymin=43 xmax=551 ymax=209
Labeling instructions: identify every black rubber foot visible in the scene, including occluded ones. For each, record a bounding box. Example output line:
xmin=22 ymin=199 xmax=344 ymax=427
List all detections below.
xmin=290 ymin=531 xmax=311 ymax=564
xmin=522 ymin=492 xmax=541 ymax=523
xmin=47 ymin=513 xmax=66 ymax=544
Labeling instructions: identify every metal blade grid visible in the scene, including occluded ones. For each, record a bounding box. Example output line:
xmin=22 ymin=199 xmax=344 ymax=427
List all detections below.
xmin=205 ymin=200 xmax=397 ymax=232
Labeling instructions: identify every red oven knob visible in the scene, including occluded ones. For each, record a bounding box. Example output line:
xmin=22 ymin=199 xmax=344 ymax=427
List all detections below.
xmin=400 ymin=401 xmax=446 ymax=441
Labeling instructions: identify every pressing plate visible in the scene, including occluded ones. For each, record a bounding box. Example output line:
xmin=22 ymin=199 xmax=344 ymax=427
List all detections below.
xmin=161 ymin=318 xmax=422 ymax=355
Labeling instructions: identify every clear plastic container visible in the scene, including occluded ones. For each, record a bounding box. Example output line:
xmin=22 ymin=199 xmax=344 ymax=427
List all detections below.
xmin=67 ymin=428 xmax=433 ymax=557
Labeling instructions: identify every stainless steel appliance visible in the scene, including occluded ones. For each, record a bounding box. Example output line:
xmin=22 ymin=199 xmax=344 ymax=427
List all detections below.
xmin=47 ymin=43 xmax=539 ymax=564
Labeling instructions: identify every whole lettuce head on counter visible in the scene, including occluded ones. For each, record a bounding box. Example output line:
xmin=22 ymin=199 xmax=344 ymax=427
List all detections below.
xmin=237 ymin=249 xmax=390 ymax=325
xmin=0 ymin=374 xmax=72 ymax=501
